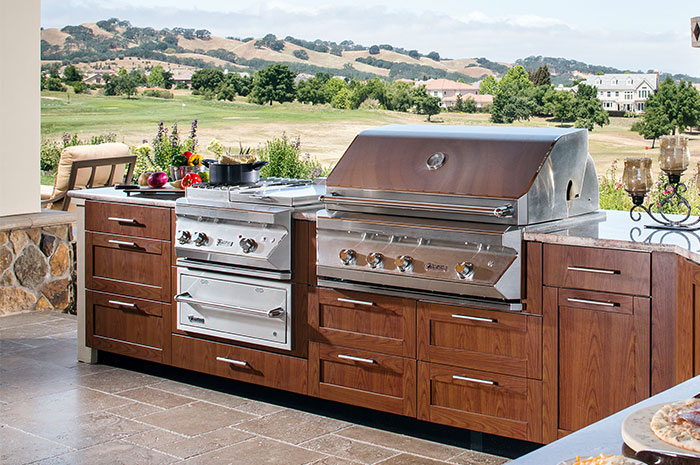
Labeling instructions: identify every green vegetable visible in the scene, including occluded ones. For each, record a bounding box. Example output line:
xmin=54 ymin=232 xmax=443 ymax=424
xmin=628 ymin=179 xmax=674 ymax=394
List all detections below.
xmin=172 ymin=154 xmax=189 ymax=167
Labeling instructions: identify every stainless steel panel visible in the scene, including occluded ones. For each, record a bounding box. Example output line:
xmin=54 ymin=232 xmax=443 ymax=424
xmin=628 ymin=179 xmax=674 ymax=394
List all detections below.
xmin=176 ymin=267 xmax=292 ymax=350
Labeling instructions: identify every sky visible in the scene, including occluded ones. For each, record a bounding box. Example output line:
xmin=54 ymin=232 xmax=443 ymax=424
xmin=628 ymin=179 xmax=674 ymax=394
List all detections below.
xmin=41 ymin=0 xmax=700 ymax=76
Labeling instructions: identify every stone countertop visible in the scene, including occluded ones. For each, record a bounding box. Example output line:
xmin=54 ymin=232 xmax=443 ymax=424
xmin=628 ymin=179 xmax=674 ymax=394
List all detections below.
xmin=68 ymin=186 xmax=181 ymax=208
xmin=509 ymin=375 xmax=700 ymax=464
xmin=524 ymin=210 xmax=700 ymax=265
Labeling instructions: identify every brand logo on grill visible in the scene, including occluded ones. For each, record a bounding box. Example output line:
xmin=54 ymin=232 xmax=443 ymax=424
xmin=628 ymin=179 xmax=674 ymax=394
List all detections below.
xmin=216 ymin=239 xmax=235 ymax=247
xmin=424 ymin=263 xmax=448 ymax=272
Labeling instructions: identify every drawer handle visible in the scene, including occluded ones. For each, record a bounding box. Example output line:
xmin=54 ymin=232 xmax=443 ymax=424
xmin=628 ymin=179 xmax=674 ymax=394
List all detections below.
xmin=108 ymin=300 xmax=136 ymax=308
xmin=108 ymin=217 xmax=137 ymax=224
xmin=215 ymin=356 xmax=248 ymax=367
xmin=451 ymin=314 xmax=496 ymax=323
xmin=452 ymin=375 xmax=497 ymax=386
xmin=567 ymin=297 xmax=618 ymax=307
xmin=567 ymin=266 xmax=619 ymax=275
xmin=175 ymin=292 xmax=286 ymax=319
xmin=108 ymin=239 xmax=137 ymax=247
xmin=337 ymin=297 xmax=374 ymax=307
xmin=337 ymin=354 xmax=375 ymax=364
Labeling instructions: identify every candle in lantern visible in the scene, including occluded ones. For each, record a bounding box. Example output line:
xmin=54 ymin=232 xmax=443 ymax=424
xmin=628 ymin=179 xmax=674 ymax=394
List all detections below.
xmin=623 ymin=157 xmax=653 ymax=196
xmin=659 ymin=134 xmax=690 ymax=176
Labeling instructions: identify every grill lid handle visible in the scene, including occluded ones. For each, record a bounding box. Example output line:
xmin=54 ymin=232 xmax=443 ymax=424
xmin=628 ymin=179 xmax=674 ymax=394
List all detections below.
xmin=321 ymin=194 xmax=513 ymax=218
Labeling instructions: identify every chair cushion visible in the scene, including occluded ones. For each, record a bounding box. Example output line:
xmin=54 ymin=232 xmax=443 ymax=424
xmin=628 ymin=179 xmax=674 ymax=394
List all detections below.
xmin=40 ymin=184 xmax=54 ymax=200
xmin=49 ymin=142 xmax=131 ymax=209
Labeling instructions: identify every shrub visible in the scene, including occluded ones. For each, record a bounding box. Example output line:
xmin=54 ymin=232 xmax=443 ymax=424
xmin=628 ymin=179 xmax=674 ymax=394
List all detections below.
xmin=45 ymin=77 xmax=66 ymax=91
xmin=142 ymin=89 xmax=174 ymax=99
xmin=40 ymin=132 xmax=117 ymax=172
xmin=72 ymin=81 xmax=87 ymax=94
xmin=148 ymin=120 xmax=198 ymax=172
xmin=293 ymin=49 xmax=309 ymax=60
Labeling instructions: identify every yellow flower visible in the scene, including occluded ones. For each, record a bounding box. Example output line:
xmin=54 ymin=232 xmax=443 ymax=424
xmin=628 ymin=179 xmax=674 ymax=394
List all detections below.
xmin=188 ymin=154 xmax=204 ymax=166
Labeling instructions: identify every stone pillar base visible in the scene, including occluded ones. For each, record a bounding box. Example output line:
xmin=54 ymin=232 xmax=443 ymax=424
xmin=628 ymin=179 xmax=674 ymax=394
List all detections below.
xmin=0 ymin=210 xmax=76 ymax=315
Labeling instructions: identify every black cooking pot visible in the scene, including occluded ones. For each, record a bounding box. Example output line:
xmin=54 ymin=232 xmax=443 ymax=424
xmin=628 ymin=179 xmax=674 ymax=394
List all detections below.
xmin=204 ymin=160 xmax=268 ymax=185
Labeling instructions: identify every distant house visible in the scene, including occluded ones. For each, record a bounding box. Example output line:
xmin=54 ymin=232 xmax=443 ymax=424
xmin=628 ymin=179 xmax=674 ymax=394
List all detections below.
xmin=82 ymin=69 xmax=112 ymax=84
xmin=418 ymin=78 xmax=491 ymax=109
xmin=294 ymin=73 xmax=314 ymax=84
xmin=583 ymin=73 xmax=658 ymax=114
xmin=170 ymin=69 xmax=195 ymax=87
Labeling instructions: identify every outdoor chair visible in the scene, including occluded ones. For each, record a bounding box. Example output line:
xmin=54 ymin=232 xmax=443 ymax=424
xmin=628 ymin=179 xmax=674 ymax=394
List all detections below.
xmin=41 ymin=142 xmax=135 ymax=211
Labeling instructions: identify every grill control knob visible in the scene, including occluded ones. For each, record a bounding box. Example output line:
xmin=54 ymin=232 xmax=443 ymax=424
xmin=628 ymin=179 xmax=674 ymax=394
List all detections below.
xmin=456 ymin=262 xmax=475 ymax=280
xmin=339 ymin=249 xmax=356 ymax=266
xmin=367 ymin=252 xmax=384 ymax=269
xmin=177 ymin=231 xmax=192 ymax=244
xmin=193 ymin=232 xmax=208 ymax=247
xmin=239 ymin=238 xmax=257 ymax=253
xmin=395 ymin=255 xmax=413 ymax=272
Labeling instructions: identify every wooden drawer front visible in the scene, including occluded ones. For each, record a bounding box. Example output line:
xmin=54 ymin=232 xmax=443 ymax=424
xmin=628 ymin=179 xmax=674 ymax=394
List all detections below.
xmin=558 ymin=293 xmax=650 ymax=431
xmin=86 ymin=232 xmax=171 ymax=302
xmin=543 ymin=244 xmax=650 ymax=296
xmin=309 ymin=343 xmax=416 ymax=416
xmin=417 ymin=302 xmax=541 ymax=378
xmin=86 ymin=290 xmax=163 ymax=362
xmin=172 ymin=334 xmax=307 ymax=395
xmin=311 ymin=288 xmax=416 ymax=357
xmin=86 ymin=200 xmax=171 ymax=240
xmin=417 ymin=362 xmax=542 ymax=442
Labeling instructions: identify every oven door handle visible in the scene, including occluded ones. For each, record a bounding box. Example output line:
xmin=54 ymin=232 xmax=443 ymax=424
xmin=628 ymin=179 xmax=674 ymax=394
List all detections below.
xmin=174 ymin=292 xmax=286 ymax=319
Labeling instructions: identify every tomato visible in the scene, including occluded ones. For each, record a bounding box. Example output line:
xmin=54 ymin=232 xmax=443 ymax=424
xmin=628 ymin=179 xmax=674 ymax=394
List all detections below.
xmin=181 ymin=172 xmax=202 ymax=188
xmin=182 ymin=151 xmax=193 ymax=160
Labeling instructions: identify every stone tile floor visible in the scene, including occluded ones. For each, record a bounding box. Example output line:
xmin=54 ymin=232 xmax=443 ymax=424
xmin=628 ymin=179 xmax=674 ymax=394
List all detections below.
xmin=0 ymin=311 xmax=529 ymax=465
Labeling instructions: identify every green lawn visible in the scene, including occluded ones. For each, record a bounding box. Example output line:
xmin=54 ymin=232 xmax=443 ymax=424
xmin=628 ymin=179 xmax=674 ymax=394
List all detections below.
xmin=41 ymin=90 xmax=699 ymax=182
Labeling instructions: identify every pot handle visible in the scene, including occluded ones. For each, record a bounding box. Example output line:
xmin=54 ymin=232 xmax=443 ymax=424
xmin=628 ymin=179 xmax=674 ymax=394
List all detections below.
xmin=202 ymin=159 xmax=217 ymax=167
xmin=251 ymin=161 xmax=268 ymax=170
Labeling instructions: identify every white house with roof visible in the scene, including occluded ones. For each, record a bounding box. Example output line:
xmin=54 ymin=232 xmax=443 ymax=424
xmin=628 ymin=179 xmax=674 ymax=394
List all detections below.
xmin=583 ymin=73 xmax=658 ymax=114
xmin=418 ymin=78 xmax=492 ymax=109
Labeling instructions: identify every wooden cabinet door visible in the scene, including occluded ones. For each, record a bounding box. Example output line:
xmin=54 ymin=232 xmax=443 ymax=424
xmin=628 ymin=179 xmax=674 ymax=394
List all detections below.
xmin=86 ymin=290 xmax=165 ymax=363
xmin=309 ymin=342 xmax=416 ymax=416
xmin=86 ymin=231 xmax=171 ymax=302
xmin=309 ymin=288 xmax=416 ymax=357
xmin=417 ymin=361 xmax=542 ymax=442
xmin=555 ymin=287 xmax=650 ymax=432
xmin=417 ymin=302 xmax=541 ymax=378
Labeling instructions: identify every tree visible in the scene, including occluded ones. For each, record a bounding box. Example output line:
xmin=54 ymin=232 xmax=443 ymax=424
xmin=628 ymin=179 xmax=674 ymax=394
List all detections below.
xmin=191 ymin=68 xmax=224 ymax=92
xmin=72 ymin=81 xmax=87 ymax=94
xmin=115 ymin=72 xmax=139 ymax=98
xmin=411 ymin=85 xmax=441 ymax=121
xmin=574 ymin=83 xmax=609 ymax=131
xmin=369 ymin=45 xmax=380 ymax=55
xmin=490 ymin=66 xmax=534 ymax=123
xmin=675 ymin=80 xmax=700 ymax=133
xmin=147 ymin=65 xmax=166 ymax=88
xmin=224 ymin=73 xmax=253 ymax=96
xmin=631 ymin=92 xmax=673 ymax=147
xmin=49 ymin=62 xmax=61 ymax=79
xmin=479 ymin=75 xmax=497 ymax=95
xmin=45 ymin=77 xmax=65 ymax=92
xmin=194 ymin=29 xmax=211 ymax=40
xmin=529 ymin=65 xmax=551 ymax=86
xmin=249 ymin=64 xmax=296 ymax=105
xmin=426 ymin=51 xmax=440 ymax=62
xmin=62 ymin=65 xmax=83 ymax=83
xmin=293 ymin=49 xmax=309 ymax=60
xmin=408 ymin=50 xmax=420 ymax=59
xmin=547 ymin=90 xmax=577 ymax=123
xmin=297 ymin=76 xmax=328 ymax=105
xmin=452 ymin=95 xmax=477 ymax=113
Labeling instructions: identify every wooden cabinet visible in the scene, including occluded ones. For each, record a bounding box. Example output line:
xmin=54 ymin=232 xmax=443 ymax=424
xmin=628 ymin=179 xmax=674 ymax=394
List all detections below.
xmin=172 ymin=334 xmax=308 ymax=395
xmin=417 ymin=362 xmax=542 ymax=441
xmin=84 ymin=201 xmax=173 ymax=363
xmin=540 ymin=243 xmax=652 ymax=440
xmin=417 ymin=302 xmax=541 ymax=378
xmin=309 ymin=342 xmax=416 ymax=416
xmin=309 ymin=288 xmax=416 ymax=357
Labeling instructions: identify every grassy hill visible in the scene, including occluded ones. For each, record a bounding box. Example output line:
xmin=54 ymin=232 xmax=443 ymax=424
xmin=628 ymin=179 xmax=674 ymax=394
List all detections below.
xmin=41 ymin=18 xmax=699 ymax=85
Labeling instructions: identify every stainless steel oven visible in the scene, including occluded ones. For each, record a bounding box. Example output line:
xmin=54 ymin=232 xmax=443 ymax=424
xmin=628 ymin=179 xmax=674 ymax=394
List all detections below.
xmin=175 ymin=267 xmax=292 ymax=350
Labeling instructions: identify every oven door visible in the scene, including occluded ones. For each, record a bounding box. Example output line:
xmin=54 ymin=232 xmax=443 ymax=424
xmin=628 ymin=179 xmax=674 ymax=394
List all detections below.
xmin=175 ymin=267 xmax=292 ymax=350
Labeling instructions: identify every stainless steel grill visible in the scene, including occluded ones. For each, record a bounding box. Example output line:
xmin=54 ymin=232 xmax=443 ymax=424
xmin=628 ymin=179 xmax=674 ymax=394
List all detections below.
xmin=317 ymin=125 xmax=599 ymax=307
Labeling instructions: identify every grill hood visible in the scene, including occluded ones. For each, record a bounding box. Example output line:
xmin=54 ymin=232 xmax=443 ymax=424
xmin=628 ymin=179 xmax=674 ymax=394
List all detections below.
xmin=322 ymin=125 xmax=599 ymax=225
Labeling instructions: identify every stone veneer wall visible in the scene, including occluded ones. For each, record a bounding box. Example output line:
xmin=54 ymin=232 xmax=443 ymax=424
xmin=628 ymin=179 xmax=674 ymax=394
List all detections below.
xmin=0 ymin=213 xmax=75 ymax=315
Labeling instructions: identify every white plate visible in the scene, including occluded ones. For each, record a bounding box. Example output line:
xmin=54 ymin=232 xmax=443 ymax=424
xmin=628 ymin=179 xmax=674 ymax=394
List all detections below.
xmin=621 ymin=403 xmax=700 ymax=458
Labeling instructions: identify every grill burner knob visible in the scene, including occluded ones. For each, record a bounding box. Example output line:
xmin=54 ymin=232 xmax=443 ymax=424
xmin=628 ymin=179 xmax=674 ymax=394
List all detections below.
xmin=177 ymin=231 xmax=192 ymax=244
xmin=367 ymin=252 xmax=384 ymax=269
xmin=239 ymin=238 xmax=257 ymax=253
xmin=395 ymin=255 xmax=413 ymax=272
xmin=193 ymin=232 xmax=208 ymax=247
xmin=456 ymin=262 xmax=475 ymax=280
xmin=339 ymin=249 xmax=356 ymax=266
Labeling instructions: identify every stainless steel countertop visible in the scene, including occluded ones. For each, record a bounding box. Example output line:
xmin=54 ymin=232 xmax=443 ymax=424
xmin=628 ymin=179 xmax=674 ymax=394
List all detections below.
xmin=68 ymin=186 xmax=180 ymax=208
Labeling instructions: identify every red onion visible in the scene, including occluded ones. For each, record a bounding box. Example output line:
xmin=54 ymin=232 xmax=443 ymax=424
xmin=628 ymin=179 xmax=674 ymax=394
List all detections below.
xmin=147 ymin=171 xmax=168 ymax=188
